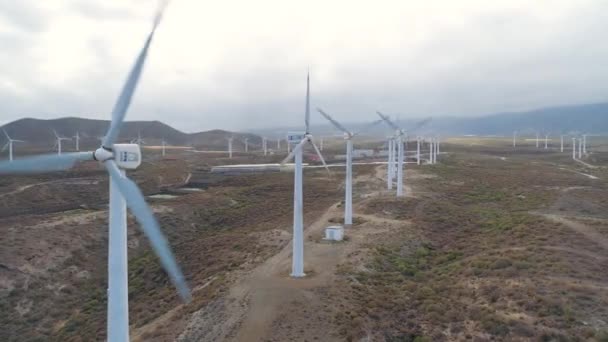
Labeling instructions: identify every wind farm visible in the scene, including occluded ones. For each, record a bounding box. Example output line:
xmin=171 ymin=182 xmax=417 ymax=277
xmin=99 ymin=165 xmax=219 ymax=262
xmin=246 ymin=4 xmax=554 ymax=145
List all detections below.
xmin=1 ymin=2 xmax=608 ymax=342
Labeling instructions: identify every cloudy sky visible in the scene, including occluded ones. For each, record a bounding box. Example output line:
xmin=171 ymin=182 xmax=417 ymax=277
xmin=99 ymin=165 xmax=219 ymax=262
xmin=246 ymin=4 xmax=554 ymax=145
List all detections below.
xmin=1 ymin=0 xmax=607 ymax=132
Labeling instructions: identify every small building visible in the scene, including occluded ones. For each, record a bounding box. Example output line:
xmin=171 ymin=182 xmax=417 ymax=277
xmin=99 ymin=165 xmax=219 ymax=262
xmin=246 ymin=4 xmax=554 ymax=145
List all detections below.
xmin=324 ymin=225 xmax=344 ymax=241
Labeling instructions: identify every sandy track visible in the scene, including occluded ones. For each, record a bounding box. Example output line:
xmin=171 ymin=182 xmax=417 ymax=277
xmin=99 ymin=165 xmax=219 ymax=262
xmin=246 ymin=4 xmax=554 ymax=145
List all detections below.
xmin=178 ymin=165 xmax=413 ymax=341
xmin=535 ymin=213 xmax=608 ymax=250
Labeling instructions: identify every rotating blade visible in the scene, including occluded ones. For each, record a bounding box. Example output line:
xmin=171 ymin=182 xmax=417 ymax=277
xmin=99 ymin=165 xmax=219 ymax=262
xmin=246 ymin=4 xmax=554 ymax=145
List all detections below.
xmin=305 ymin=72 xmax=310 ymax=134
xmin=0 ymin=152 xmax=94 ymax=174
xmin=310 ymin=139 xmax=330 ymax=175
xmin=2 ymin=129 xmax=10 ymax=140
xmin=280 ymin=138 xmax=307 ymax=165
xmin=353 ymin=119 xmax=383 ymax=137
xmin=102 ymin=4 xmax=167 ymax=148
xmin=104 ymin=160 xmax=191 ymax=302
xmin=316 ymin=108 xmax=351 ymax=136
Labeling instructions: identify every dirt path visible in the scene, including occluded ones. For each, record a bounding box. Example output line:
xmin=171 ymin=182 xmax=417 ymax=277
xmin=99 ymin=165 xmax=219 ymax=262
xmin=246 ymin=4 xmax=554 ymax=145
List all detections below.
xmin=535 ymin=213 xmax=608 ymax=250
xmin=178 ymin=165 xmax=411 ymax=341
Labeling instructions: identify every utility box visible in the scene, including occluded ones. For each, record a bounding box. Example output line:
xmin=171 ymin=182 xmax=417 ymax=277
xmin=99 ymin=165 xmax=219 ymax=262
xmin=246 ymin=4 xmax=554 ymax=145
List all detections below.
xmin=324 ymin=225 xmax=344 ymax=241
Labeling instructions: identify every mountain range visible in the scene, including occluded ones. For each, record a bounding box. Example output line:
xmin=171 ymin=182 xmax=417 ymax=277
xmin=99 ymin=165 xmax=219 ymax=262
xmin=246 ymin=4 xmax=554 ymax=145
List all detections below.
xmin=1 ymin=102 xmax=607 ymax=149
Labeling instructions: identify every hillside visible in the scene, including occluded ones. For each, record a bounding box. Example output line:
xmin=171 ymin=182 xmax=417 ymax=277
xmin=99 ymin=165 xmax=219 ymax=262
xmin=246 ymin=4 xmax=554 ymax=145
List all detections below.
xmin=0 ymin=118 xmax=268 ymax=151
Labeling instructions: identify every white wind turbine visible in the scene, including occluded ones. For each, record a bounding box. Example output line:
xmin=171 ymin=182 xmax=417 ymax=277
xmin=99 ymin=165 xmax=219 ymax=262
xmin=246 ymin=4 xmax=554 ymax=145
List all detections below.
xmin=244 ymin=138 xmax=249 ymax=152
xmin=227 ymin=136 xmax=233 ymax=158
xmin=0 ymin=5 xmax=190 ymax=341
xmin=53 ymin=130 xmax=72 ymax=155
xmin=317 ymin=108 xmax=381 ymax=226
xmin=281 ymin=72 xmax=330 ymax=277
xmin=161 ymin=138 xmax=166 ymax=156
xmin=131 ymin=131 xmax=146 ymax=145
xmin=560 ymin=134 xmax=564 ymax=152
xmin=377 ymin=113 xmax=431 ymax=197
xmin=262 ymin=137 xmax=268 ymax=155
xmin=74 ymin=131 xmax=81 ymax=151
xmin=572 ymin=137 xmax=577 ymax=159
xmin=544 ymin=134 xmax=549 ymax=149
xmin=2 ymin=129 xmax=25 ymax=162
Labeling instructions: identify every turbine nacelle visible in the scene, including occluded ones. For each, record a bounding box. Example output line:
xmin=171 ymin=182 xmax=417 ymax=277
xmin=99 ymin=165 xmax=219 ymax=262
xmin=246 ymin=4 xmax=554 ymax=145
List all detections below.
xmin=94 ymin=144 xmax=142 ymax=170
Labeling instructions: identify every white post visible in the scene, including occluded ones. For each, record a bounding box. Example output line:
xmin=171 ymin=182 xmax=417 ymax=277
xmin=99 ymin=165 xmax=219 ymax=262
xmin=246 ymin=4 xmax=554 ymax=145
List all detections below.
xmin=435 ymin=138 xmax=439 ymax=162
xmin=436 ymin=138 xmax=440 ymax=156
xmin=263 ymin=138 xmax=267 ymax=156
xmin=536 ymin=133 xmax=539 ymax=148
xmin=345 ymin=139 xmax=353 ymax=225
xmin=228 ymin=139 xmax=233 ymax=159
xmin=291 ymin=144 xmax=305 ymax=277
xmin=578 ymin=138 xmax=583 ymax=159
xmin=560 ymin=135 xmax=564 ymax=152
xmin=75 ymin=133 xmax=80 ymax=151
xmin=58 ymin=139 xmax=62 ymax=155
xmin=387 ymin=139 xmax=393 ymax=190
xmin=107 ymin=169 xmax=129 ymax=342
xmin=396 ymin=136 xmax=404 ymax=197
xmin=9 ymin=141 xmax=13 ymax=161
xmin=416 ymin=137 xmax=421 ymax=165
xmin=544 ymin=135 xmax=548 ymax=149
xmin=572 ymin=138 xmax=576 ymax=159
xmin=162 ymin=140 xmax=166 ymax=156
xmin=583 ymin=135 xmax=587 ymax=154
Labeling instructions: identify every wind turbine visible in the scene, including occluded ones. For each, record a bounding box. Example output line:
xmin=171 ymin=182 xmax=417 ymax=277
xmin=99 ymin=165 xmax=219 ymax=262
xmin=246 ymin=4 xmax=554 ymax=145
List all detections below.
xmin=74 ymin=131 xmax=81 ymax=151
xmin=0 ymin=5 xmax=190 ymax=341
xmin=131 ymin=131 xmax=146 ymax=145
xmin=244 ymin=138 xmax=249 ymax=153
xmin=377 ymin=112 xmax=431 ymax=197
xmin=281 ymin=72 xmax=329 ymax=278
xmin=2 ymin=129 xmax=25 ymax=162
xmin=227 ymin=136 xmax=233 ymax=158
xmin=544 ymin=134 xmax=548 ymax=149
xmin=560 ymin=135 xmax=564 ymax=152
xmin=161 ymin=138 xmax=166 ymax=156
xmin=416 ymin=136 xmax=421 ymax=165
xmin=583 ymin=134 xmax=587 ymax=154
xmin=53 ymin=130 xmax=72 ymax=155
xmin=572 ymin=137 xmax=577 ymax=159
xmin=262 ymin=137 xmax=268 ymax=156
xmin=317 ymin=108 xmax=380 ymax=226
xmin=578 ymin=137 xmax=583 ymax=159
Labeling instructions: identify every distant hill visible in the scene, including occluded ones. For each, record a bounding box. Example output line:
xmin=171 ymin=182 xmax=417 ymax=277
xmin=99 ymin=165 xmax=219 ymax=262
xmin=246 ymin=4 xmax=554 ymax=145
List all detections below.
xmin=0 ymin=117 xmax=268 ymax=151
xmin=252 ymin=102 xmax=608 ymax=137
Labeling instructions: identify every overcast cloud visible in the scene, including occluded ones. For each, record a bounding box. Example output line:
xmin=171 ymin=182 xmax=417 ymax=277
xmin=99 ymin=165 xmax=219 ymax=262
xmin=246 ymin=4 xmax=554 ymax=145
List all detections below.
xmin=0 ymin=0 xmax=607 ymax=132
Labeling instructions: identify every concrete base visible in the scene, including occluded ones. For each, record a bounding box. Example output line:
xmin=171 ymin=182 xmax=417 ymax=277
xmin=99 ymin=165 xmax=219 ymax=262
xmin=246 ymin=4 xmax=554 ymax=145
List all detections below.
xmin=324 ymin=225 xmax=344 ymax=241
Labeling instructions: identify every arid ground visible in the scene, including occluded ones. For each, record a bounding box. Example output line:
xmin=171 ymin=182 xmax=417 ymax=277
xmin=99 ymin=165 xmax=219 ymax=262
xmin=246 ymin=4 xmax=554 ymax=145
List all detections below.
xmin=1 ymin=138 xmax=607 ymax=341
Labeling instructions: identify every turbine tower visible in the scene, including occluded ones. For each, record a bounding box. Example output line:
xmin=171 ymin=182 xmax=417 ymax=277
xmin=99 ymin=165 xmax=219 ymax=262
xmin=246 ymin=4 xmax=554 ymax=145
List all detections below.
xmin=416 ymin=136 xmax=421 ymax=165
xmin=513 ymin=131 xmax=517 ymax=148
xmin=2 ymin=129 xmax=25 ymax=162
xmin=317 ymin=108 xmax=380 ymax=226
xmin=53 ymin=130 xmax=71 ymax=155
xmin=0 ymin=5 xmax=190 ymax=342
xmin=74 ymin=131 xmax=81 ymax=151
xmin=377 ymin=113 xmax=431 ymax=197
xmin=544 ymin=134 xmax=548 ymax=149
xmin=560 ymin=135 xmax=564 ymax=152
xmin=572 ymin=137 xmax=577 ymax=159
xmin=227 ymin=137 xmax=233 ymax=158
xmin=244 ymin=138 xmax=249 ymax=152
xmin=281 ymin=72 xmax=329 ymax=278
xmin=161 ymin=139 xmax=166 ymax=156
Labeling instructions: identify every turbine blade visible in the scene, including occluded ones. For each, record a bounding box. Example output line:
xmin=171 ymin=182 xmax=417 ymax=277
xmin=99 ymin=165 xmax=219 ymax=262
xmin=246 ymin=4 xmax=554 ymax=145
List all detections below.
xmin=104 ymin=160 xmax=191 ymax=302
xmin=353 ymin=119 xmax=383 ymax=137
xmin=2 ymin=129 xmax=10 ymax=140
xmin=280 ymin=138 xmax=307 ymax=165
xmin=102 ymin=4 xmax=167 ymax=147
xmin=310 ymin=140 xmax=330 ymax=175
xmin=0 ymin=152 xmax=94 ymax=174
xmin=317 ymin=108 xmax=351 ymax=136
xmin=305 ymin=72 xmax=310 ymax=134
xmin=376 ymin=111 xmax=400 ymax=131
xmin=407 ymin=117 xmax=432 ymax=133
